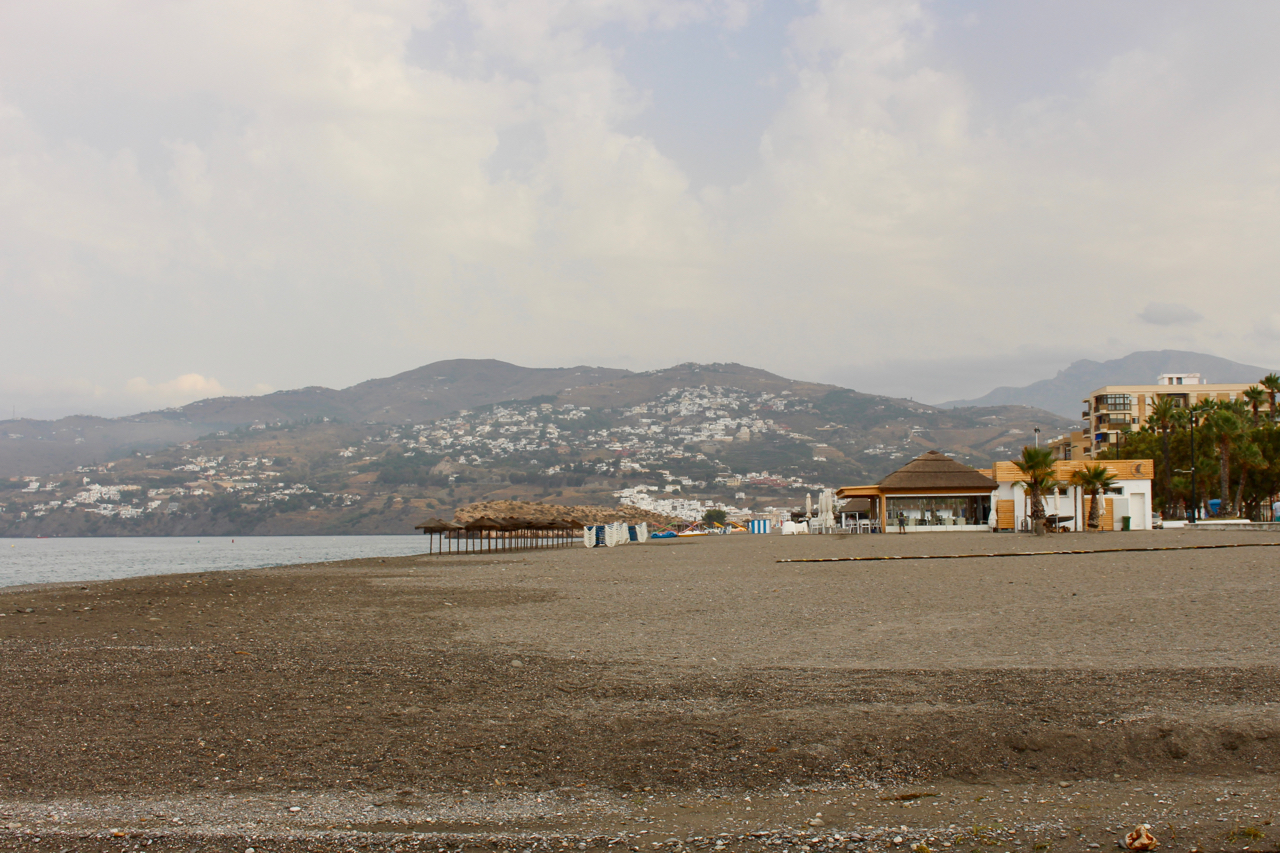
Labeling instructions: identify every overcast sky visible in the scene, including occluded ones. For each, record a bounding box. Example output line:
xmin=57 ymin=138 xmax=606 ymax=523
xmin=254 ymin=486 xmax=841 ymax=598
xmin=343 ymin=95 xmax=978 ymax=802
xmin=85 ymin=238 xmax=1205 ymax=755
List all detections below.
xmin=4 ymin=1 xmax=1280 ymax=419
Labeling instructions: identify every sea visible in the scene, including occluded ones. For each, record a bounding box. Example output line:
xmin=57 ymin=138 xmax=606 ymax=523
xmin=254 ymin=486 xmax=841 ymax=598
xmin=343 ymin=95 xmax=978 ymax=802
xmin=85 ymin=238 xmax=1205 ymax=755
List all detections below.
xmin=0 ymin=535 xmax=437 ymax=589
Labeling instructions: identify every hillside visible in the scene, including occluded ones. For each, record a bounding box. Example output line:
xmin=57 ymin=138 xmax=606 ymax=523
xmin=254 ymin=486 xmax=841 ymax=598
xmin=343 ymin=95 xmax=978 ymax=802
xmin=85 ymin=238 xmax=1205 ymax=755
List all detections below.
xmin=0 ymin=360 xmax=1073 ymax=538
xmin=0 ymin=414 xmax=210 ymax=482
xmin=941 ymin=350 xmax=1278 ymax=419
xmin=176 ymin=359 xmax=631 ymax=427
xmin=0 ymin=360 xmax=630 ymax=478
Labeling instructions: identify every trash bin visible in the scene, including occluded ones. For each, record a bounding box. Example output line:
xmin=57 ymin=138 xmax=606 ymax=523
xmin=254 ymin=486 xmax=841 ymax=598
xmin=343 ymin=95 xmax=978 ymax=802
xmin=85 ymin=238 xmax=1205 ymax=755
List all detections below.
xmin=1121 ymin=516 xmax=1131 ymax=531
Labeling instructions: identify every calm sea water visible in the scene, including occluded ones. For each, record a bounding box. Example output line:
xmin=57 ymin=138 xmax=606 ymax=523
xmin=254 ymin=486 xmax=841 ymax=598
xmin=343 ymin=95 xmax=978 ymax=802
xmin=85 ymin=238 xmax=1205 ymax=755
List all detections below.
xmin=0 ymin=535 xmax=438 ymax=589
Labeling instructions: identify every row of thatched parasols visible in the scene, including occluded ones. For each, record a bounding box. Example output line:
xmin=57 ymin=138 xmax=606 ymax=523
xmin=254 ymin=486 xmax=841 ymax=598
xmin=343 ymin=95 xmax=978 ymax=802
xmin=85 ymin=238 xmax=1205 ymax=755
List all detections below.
xmin=413 ymin=516 xmax=584 ymax=554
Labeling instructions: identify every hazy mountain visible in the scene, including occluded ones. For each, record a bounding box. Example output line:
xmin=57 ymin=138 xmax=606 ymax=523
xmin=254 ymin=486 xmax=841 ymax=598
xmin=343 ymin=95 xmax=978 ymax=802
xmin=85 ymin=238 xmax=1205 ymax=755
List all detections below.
xmin=173 ymin=359 xmax=631 ymax=426
xmin=3 ymin=359 xmax=1077 ymax=538
xmin=558 ymin=362 xmax=839 ymax=409
xmin=940 ymin=350 xmax=1279 ymax=420
xmin=0 ymin=415 xmax=214 ymax=484
xmin=0 ymin=360 xmax=630 ymax=477
xmin=0 ymin=358 xmax=1073 ymax=479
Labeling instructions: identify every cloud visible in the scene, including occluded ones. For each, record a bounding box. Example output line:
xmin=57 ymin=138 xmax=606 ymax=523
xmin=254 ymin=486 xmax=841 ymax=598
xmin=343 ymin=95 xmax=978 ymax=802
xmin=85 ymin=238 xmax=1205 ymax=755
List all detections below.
xmin=1253 ymin=313 xmax=1280 ymax=341
xmin=1 ymin=372 xmax=270 ymax=421
xmin=0 ymin=376 xmax=113 ymax=421
xmin=2 ymin=1 xmax=1280 ymax=417
xmin=1138 ymin=301 xmax=1204 ymax=326
xmin=124 ymin=374 xmax=230 ymax=408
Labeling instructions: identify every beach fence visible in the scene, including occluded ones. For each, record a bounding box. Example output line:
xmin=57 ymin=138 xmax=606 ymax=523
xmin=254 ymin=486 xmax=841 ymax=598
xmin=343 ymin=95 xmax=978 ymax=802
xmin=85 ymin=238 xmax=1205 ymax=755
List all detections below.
xmin=414 ymin=516 xmax=582 ymax=555
xmin=583 ymin=522 xmax=649 ymax=548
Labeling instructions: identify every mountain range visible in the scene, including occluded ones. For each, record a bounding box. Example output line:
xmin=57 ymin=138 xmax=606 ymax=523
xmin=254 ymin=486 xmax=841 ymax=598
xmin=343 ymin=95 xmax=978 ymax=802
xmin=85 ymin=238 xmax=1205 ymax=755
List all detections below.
xmin=8 ymin=349 xmax=1270 ymax=482
xmin=7 ymin=348 xmax=1269 ymax=481
xmin=940 ymin=350 xmax=1279 ymax=419
xmin=0 ymin=362 xmax=626 ymax=479
xmin=1 ymin=359 xmax=1074 ymax=482
xmin=2 ymin=359 xmax=1075 ymax=537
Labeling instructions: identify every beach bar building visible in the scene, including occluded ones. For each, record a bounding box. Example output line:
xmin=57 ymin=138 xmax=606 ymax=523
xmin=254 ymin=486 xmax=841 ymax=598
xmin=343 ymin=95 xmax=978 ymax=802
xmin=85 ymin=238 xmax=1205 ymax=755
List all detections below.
xmin=837 ymin=451 xmax=998 ymax=532
xmin=987 ymin=459 xmax=1154 ymax=532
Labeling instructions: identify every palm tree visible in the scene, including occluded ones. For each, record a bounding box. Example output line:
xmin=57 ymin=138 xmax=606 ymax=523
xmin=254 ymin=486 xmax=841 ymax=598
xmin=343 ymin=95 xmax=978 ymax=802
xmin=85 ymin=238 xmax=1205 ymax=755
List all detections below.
xmin=1232 ymin=438 xmax=1265 ymax=517
xmin=1244 ymin=386 xmax=1267 ymax=427
xmin=1014 ymin=445 xmax=1059 ymax=531
xmin=1261 ymin=373 xmax=1280 ymax=424
xmin=1202 ymin=406 xmax=1243 ymax=516
xmin=1148 ymin=397 xmax=1177 ymax=510
xmin=1185 ymin=399 xmax=1218 ymax=519
xmin=1071 ymin=464 xmax=1118 ymax=530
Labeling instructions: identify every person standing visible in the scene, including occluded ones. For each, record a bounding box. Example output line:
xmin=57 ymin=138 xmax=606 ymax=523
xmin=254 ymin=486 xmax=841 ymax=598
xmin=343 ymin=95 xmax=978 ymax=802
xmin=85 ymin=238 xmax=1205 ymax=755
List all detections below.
xmin=897 ymin=511 xmax=906 ymax=534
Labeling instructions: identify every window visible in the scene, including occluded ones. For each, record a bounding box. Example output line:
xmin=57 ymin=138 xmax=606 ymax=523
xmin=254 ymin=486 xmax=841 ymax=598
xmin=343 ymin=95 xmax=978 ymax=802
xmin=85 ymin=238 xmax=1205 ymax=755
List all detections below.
xmin=1095 ymin=394 xmax=1132 ymax=411
xmin=886 ymin=495 xmax=991 ymax=526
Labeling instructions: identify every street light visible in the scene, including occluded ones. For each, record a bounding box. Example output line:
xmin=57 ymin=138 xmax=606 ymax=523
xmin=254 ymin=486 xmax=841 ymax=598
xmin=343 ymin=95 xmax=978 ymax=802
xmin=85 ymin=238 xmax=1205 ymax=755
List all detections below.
xmin=1175 ymin=412 xmax=1199 ymax=522
xmin=1182 ymin=409 xmax=1192 ymax=517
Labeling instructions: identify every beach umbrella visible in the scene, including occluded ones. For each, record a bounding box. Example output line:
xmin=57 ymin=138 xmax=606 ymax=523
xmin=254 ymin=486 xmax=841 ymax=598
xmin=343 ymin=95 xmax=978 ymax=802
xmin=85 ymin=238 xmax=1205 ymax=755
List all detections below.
xmin=805 ymin=493 xmax=813 ymax=517
xmin=464 ymin=516 xmax=503 ymax=553
xmin=815 ymin=489 xmax=836 ymax=531
xmin=414 ymin=518 xmax=461 ymax=553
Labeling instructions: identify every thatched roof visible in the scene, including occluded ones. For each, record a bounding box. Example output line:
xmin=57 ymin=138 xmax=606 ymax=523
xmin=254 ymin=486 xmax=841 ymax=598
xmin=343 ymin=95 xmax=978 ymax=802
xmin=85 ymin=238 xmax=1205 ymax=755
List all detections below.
xmin=877 ymin=450 xmax=998 ymax=491
xmin=838 ymin=498 xmax=871 ymax=513
xmin=463 ymin=516 xmax=504 ymax=530
xmin=415 ymin=517 xmax=461 ymax=532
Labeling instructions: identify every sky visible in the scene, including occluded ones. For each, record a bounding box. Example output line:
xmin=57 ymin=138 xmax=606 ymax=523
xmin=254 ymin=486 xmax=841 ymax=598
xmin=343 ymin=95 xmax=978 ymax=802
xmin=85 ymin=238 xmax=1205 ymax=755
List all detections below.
xmin=4 ymin=0 xmax=1280 ymax=419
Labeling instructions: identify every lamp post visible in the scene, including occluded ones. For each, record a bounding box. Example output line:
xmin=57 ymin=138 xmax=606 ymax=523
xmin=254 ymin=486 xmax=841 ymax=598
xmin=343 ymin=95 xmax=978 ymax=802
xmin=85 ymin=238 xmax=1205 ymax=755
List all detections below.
xmin=1175 ymin=412 xmax=1199 ymax=522
xmin=1189 ymin=413 xmax=1198 ymax=522
xmin=1034 ymin=426 xmax=1041 ymax=448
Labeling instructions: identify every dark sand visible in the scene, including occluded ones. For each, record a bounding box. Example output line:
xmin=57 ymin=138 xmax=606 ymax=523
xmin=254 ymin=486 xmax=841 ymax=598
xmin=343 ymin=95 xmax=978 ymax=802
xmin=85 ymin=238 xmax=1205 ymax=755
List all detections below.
xmin=3 ymin=529 xmax=1280 ymax=851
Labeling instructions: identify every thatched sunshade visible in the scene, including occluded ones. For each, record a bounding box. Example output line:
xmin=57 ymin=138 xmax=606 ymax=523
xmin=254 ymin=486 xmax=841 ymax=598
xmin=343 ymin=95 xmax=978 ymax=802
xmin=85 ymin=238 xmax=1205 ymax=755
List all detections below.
xmin=415 ymin=517 xmax=465 ymax=554
xmin=460 ymin=516 xmax=504 ymax=552
xmin=838 ymin=498 xmax=871 ymax=514
xmin=545 ymin=518 xmax=582 ymax=546
xmin=415 ymin=517 xmax=461 ymax=532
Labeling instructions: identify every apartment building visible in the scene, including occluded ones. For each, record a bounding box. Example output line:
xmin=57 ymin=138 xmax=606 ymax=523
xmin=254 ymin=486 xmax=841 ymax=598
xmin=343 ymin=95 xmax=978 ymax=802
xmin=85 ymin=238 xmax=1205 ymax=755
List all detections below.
xmin=1046 ymin=430 xmax=1090 ymax=461
xmin=1082 ymin=373 xmax=1265 ymax=456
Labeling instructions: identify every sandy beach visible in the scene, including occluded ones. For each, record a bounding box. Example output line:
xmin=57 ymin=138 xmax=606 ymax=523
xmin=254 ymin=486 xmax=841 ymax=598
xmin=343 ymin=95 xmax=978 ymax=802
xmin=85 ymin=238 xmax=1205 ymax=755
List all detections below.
xmin=3 ymin=529 xmax=1280 ymax=851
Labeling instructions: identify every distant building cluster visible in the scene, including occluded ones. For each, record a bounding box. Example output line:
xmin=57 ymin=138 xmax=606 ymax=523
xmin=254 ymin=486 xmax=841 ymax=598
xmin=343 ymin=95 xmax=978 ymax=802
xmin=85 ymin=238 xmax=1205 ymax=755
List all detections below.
xmin=393 ymin=385 xmax=827 ymax=482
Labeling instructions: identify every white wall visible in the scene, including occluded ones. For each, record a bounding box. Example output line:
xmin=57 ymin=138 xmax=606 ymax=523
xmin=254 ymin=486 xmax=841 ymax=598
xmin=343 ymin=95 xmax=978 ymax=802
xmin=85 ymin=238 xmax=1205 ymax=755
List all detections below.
xmin=997 ymin=480 xmax=1152 ymax=532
